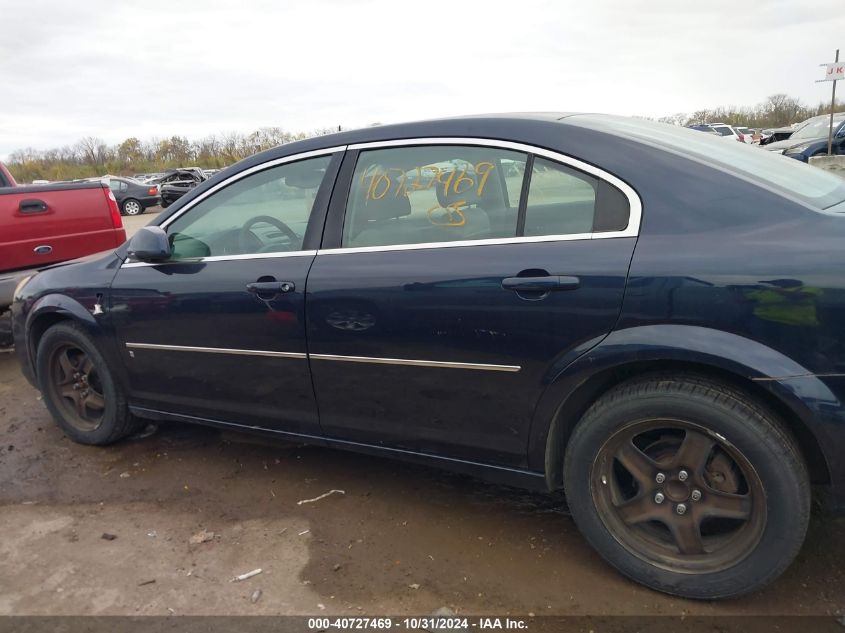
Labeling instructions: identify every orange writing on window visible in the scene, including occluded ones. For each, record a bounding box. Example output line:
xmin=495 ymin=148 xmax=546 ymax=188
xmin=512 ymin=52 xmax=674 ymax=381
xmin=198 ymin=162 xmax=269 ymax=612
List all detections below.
xmin=361 ymin=160 xmax=498 ymax=203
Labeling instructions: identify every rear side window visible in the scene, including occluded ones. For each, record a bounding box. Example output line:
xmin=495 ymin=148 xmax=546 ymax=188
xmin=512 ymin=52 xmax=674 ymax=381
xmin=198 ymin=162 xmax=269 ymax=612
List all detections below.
xmin=341 ymin=145 xmax=632 ymax=249
xmin=523 ymin=158 xmax=597 ymax=236
xmin=343 ymin=145 xmax=528 ymax=248
xmin=711 ymin=126 xmax=734 ymax=137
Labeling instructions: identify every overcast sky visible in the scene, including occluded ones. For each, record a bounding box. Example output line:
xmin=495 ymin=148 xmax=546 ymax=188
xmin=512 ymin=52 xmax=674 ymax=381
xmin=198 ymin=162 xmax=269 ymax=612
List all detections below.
xmin=0 ymin=0 xmax=842 ymax=158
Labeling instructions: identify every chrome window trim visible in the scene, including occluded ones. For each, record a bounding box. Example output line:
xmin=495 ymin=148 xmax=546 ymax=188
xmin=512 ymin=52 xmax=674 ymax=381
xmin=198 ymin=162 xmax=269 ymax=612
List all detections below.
xmin=125 ymin=342 xmax=307 ymax=359
xmin=121 ymin=145 xmax=346 ymax=268
xmin=309 ymin=353 xmax=520 ymax=372
xmin=322 ymin=136 xmax=641 ymax=255
xmin=125 ymin=343 xmax=520 ymax=372
xmin=121 ymin=250 xmax=317 ymax=268
xmin=318 ymin=233 xmax=595 ymax=256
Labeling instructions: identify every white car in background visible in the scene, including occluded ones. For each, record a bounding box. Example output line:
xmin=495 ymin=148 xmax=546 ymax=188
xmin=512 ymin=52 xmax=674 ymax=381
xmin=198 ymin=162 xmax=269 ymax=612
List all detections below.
xmin=734 ymin=126 xmax=756 ymax=144
xmin=707 ymin=123 xmax=747 ymax=143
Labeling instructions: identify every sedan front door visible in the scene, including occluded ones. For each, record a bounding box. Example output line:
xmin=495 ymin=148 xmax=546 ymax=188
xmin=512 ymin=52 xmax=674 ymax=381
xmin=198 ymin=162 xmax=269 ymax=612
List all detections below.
xmin=109 ymin=150 xmax=342 ymax=435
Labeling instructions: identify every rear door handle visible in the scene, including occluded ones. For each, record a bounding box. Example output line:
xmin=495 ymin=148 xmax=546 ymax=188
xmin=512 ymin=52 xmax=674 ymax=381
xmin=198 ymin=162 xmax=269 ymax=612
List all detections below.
xmin=246 ymin=280 xmax=295 ymax=296
xmin=19 ymin=199 xmax=48 ymax=214
xmin=501 ymin=276 xmax=580 ymax=292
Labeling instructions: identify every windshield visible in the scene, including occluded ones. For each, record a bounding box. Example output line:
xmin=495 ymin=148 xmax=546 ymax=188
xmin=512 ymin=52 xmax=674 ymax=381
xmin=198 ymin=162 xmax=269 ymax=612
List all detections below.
xmin=791 ymin=116 xmax=845 ymax=140
xmin=568 ymin=115 xmax=845 ymax=210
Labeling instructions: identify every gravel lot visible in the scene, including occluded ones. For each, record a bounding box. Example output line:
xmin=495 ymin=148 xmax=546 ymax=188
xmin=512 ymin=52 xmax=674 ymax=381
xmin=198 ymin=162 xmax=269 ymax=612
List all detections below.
xmin=1 ymin=205 xmax=843 ymax=619
xmin=122 ymin=207 xmax=162 ymax=238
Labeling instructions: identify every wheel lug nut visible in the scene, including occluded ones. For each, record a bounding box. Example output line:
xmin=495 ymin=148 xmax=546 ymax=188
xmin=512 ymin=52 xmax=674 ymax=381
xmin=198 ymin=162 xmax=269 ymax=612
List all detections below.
xmin=655 ymin=473 xmax=665 ymax=484
xmin=654 ymin=492 xmax=665 ymax=504
xmin=676 ymin=503 xmax=687 ymax=515
xmin=678 ymin=470 xmax=689 ymax=482
xmin=691 ymin=490 xmax=702 ymax=502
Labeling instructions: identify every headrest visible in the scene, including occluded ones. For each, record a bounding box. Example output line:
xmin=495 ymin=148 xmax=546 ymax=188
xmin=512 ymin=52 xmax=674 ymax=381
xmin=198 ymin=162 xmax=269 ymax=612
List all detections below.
xmin=359 ymin=191 xmax=412 ymax=221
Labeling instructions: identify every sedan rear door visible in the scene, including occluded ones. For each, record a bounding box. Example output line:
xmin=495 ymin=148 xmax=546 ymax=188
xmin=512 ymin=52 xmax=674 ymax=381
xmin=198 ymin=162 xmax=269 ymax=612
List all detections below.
xmin=304 ymin=140 xmax=640 ymax=467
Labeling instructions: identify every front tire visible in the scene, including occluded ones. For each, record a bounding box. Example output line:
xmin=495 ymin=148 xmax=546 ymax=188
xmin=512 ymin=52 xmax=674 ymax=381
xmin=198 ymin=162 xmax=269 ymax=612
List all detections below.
xmin=564 ymin=374 xmax=810 ymax=599
xmin=121 ymin=198 xmax=143 ymax=216
xmin=36 ymin=322 xmax=138 ymax=445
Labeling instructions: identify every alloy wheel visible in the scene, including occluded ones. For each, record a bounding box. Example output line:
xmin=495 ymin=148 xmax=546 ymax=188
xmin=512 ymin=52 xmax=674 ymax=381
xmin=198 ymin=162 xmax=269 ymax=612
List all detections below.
xmin=47 ymin=343 xmax=106 ymax=431
xmin=591 ymin=419 xmax=766 ymax=573
xmin=124 ymin=200 xmax=142 ymax=215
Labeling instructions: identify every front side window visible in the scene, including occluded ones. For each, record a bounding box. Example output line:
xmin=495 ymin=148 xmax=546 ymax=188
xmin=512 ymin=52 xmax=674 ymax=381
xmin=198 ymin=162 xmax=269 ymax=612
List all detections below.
xmin=343 ymin=145 xmax=527 ymax=248
xmin=166 ymin=155 xmax=331 ymax=259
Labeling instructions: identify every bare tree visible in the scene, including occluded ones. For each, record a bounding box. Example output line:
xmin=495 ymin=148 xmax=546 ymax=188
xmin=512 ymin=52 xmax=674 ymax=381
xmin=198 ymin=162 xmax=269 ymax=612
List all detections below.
xmin=761 ymin=94 xmax=803 ymax=127
xmin=75 ymin=136 xmax=110 ymax=166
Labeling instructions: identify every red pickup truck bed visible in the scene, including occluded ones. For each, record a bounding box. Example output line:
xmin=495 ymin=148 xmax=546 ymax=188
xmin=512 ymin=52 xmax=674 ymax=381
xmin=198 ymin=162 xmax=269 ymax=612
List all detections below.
xmin=0 ymin=181 xmax=126 ymax=274
xmin=0 ymin=173 xmax=127 ymax=345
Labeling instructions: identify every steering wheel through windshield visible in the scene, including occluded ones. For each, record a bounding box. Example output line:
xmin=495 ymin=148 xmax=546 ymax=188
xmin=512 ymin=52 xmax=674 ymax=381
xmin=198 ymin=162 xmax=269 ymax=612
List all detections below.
xmin=238 ymin=215 xmax=300 ymax=253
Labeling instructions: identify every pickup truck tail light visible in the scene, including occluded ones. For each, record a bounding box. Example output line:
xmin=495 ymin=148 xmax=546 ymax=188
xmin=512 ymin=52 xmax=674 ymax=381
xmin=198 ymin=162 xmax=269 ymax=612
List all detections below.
xmin=104 ymin=187 xmax=123 ymax=229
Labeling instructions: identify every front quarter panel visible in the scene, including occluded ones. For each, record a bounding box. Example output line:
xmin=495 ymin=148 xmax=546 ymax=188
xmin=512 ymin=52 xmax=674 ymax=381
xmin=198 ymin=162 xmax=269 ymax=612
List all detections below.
xmin=12 ymin=253 xmax=123 ymax=387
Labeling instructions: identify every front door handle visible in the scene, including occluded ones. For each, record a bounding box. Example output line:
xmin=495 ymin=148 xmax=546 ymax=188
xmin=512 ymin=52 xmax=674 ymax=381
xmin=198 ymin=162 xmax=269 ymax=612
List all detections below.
xmin=19 ymin=199 xmax=48 ymax=214
xmin=501 ymin=275 xmax=580 ymax=292
xmin=246 ymin=280 xmax=295 ymax=297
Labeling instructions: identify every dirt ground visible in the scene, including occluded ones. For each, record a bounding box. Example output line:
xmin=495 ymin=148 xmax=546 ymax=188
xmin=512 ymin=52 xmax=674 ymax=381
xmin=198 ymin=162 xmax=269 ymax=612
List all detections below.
xmin=1 ymin=350 xmax=844 ymax=618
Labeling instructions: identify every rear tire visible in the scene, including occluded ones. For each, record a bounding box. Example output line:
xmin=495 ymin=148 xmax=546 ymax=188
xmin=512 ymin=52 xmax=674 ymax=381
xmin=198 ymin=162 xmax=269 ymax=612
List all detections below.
xmin=564 ymin=374 xmax=810 ymax=599
xmin=122 ymin=198 xmax=143 ymax=216
xmin=36 ymin=322 xmax=139 ymax=445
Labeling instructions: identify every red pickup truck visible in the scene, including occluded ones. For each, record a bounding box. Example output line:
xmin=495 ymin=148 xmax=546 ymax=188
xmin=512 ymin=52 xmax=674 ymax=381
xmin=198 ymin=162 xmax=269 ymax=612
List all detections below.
xmin=0 ymin=161 xmax=127 ymax=345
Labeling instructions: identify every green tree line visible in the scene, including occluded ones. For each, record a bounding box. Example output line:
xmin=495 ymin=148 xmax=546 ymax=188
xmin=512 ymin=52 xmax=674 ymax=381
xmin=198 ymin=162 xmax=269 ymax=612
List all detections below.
xmin=656 ymin=93 xmax=844 ymax=128
xmin=6 ymin=126 xmax=339 ymax=183
xmin=5 ymin=93 xmax=844 ymax=183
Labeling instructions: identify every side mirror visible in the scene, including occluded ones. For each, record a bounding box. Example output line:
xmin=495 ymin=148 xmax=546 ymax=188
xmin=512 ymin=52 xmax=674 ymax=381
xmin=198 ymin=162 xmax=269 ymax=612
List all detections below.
xmin=127 ymin=226 xmax=171 ymax=262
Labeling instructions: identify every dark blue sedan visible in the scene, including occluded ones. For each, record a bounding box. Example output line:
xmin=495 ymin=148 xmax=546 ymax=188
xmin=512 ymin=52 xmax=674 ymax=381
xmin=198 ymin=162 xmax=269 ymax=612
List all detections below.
xmin=10 ymin=114 xmax=845 ymax=600
xmin=764 ymin=112 xmax=845 ymax=161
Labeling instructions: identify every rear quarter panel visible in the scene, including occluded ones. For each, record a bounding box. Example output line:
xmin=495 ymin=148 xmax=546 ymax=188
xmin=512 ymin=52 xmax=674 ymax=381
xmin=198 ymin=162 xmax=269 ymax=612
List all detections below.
xmin=526 ymin=131 xmax=845 ymax=504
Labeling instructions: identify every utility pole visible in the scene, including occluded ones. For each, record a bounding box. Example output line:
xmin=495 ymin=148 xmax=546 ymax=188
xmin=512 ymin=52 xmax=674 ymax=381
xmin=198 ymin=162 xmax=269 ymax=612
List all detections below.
xmin=828 ymin=50 xmax=839 ymax=155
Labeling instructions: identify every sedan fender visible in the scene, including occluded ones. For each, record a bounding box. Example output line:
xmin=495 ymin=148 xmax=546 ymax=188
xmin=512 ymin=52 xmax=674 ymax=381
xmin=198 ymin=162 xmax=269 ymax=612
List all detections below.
xmin=17 ymin=293 xmax=112 ymax=387
xmin=531 ymin=324 xmax=840 ymax=494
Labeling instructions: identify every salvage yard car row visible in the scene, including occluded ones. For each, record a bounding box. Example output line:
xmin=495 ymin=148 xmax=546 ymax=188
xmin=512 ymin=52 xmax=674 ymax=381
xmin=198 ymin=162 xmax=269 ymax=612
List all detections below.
xmin=689 ymin=113 xmax=845 ymax=161
xmin=10 ymin=113 xmax=845 ymax=601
